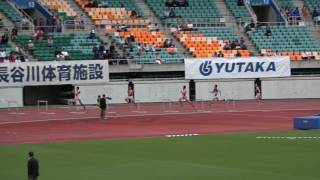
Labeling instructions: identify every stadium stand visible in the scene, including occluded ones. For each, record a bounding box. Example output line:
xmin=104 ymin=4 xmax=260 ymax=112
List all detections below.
xmin=0 ymin=43 xmax=24 ymax=63
xmin=176 ymin=27 xmax=250 ymax=58
xmin=111 ymin=28 xmax=184 ymax=64
xmin=16 ymin=32 xmax=103 ymax=61
xmin=0 ymin=1 xmax=21 ymax=24
xmin=225 ymin=0 xmax=252 ymax=22
xmin=76 ymin=0 xmax=149 ymax=27
xmin=248 ymin=25 xmax=320 ymax=60
xmin=276 ymin=0 xmax=295 ymax=9
xmin=38 ymin=0 xmax=77 ymax=22
xmin=304 ymin=0 xmax=320 ymax=21
xmin=145 ymin=0 xmax=223 ymax=24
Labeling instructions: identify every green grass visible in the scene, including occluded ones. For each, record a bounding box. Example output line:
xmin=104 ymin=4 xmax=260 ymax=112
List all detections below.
xmin=0 ymin=131 xmax=319 ymax=180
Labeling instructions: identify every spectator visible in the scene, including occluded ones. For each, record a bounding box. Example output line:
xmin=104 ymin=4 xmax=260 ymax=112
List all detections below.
xmin=15 ymin=45 xmax=22 ymax=54
xmin=27 ymin=40 xmax=34 ymax=55
xmin=55 ymin=47 xmax=62 ymax=59
xmin=302 ymin=5 xmax=308 ymax=20
xmin=137 ymin=43 xmax=144 ymax=55
xmin=237 ymin=0 xmax=244 ymax=6
xmin=230 ymin=39 xmax=239 ymax=50
xmin=88 ymin=29 xmax=96 ymax=39
xmin=312 ymin=8 xmax=319 ymax=18
xmin=167 ymin=46 xmax=177 ymax=54
xmin=47 ymin=36 xmax=53 ymax=47
xmin=148 ymin=23 xmax=159 ymax=32
xmin=18 ymin=54 xmax=26 ymax=62
xmin=213 ymin=51 xmax=218 ymax=57
xmin=0 ymin=48 xmax=6 ymax=62
xmin=21 ymin=16 xmax=29 ymax=30
xmin=61 ymin=48 xmax=70 ymax=60
xmin=293 ymin=7 xmax=301 ymax=20
xmin=217 ymin=51 xmax=224 ymax=57
xmin=98 ymin=43 xmax=105 ymax=56
xmin=265 ymin=26 xmax=272 ymax=36
xmin=240 ymin=41 xmax=247 ymax=50
xmin=130 ymin=10 xmax=137 ymax=18
xmin=1 ymin=30 xmax=9 ymax=44
xmin=163 ymin=7 xmax=171 ymax=18
xmin=116 ymin=23 xmax=127 ymax=32
xmin=151 ymin=44 xmax=157 ymax=52
xmin=143 ymin=44 xmax=151 ymax=52
xmin=33 ymin=29 xmax=44 ymax=40
xmin=163 ymin=39 xmax=169 ymax=48
xmin=235 ymin=50 xmax=241 ymax=57
xmin=11 ymin=26 xmax=18 ymax=41
xmin=80 ymin=13 xmax=85 ymax=24
xmin=244 ymin=20 xmax=255 ymax=33
xmin=92 ymin=46 xmax=99 ymax=59
xmin=175 ymin=0 xmax=189 ymax=7
xmin=169 ymin=7 xmax=176 ymax=18
xmin=98 ymin=1 xmax=108 ymax=8
xmin=155 ymin=52 xmax=163 ymax=64
xmin=165 ymin=0 xmax=174 ymax=7
xmin=8 ymin=52 xmax=16 ymax=63
xmin=223 ymin=42 xmax=231 ymax=50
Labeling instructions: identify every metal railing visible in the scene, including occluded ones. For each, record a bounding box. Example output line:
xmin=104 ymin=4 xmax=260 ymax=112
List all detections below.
xmin=62 ymin=20 xmax=96 ymax=32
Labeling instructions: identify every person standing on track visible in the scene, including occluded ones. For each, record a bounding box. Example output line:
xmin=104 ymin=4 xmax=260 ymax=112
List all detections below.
xmin=210 ymin=84 xmax=221 ymax=106
xmin=74 ymin=86 xmax=86 ymax=110
xmin=179 ymin=85 xmax=195 ymax=107
xmin=27 ymin=152 xmax=39 ymax=180
xmin=99 ymin=94 xmax=112 ymax=120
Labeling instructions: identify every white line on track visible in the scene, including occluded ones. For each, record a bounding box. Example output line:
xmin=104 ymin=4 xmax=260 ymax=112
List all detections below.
xmin=1 ymin=107 xmax=320 ymax=126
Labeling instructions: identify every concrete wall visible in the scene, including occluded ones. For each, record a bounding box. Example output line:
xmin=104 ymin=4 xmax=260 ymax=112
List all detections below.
xmin=134 ymin=80 xmax=189 ymax=103
xmin=79 ymin=82 xmax=128 ymax=104
xmin=195 ymin=79 xmax=255 ymax=100
xmin=1 ymin=77 xmax=320 ymax=107
xmin=262 ymin=77 xmax=320 ymax=99
xmin=0 ymin=87 xmax=23 ymax=108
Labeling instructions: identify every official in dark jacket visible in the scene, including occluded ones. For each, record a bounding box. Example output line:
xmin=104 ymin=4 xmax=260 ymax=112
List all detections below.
xmin=28 ymin=152 xmax=39 ymax=180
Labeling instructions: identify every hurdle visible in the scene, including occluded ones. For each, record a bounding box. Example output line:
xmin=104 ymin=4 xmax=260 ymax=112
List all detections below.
xmin=224 ymin=93 xmax=236 ymax=110
xmin=131 ymin=99 xmax=147 ymax=113
xmin=4 ymin=99 xmax=21 ymax=114
xmin=196 ymin=99 xmax=205 ymax=110
xmin=37 ymin=100 xmax=48 ymax=112
xmin=162 ymin=99 xmax=173 ymax=110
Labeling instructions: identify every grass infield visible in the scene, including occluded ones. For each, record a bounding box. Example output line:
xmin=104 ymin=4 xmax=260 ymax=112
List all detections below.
xmin=0 ymin=131 xmax=319 ymax=180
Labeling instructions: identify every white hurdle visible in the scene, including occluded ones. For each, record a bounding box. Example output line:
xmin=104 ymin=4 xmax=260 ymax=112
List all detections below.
xmin=162 ymin=99 xmax=172 ymax=110
xmin=196 ymin=99 xmax=205 ymax=110
xmin=37 ymin=100 xmax=48 ymax=112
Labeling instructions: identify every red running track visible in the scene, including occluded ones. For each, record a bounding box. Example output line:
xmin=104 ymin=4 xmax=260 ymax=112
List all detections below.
xmin=0 ymin=99 xmax=320 ymax=144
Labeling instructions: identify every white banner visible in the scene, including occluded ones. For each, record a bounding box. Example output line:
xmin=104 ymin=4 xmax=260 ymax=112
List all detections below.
xmin=0 ymin=60 xmax=109 ymax=87
xmin=185 ymin=57 xmax=291 ymax=79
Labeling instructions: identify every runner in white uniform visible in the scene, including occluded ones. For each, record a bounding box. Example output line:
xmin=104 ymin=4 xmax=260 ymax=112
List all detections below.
xmin=125 ymin=86 xmax=135 ymax=104
xmin=255 ymin=83 xmax=262 ymax=100
xmin=179 ymin=85 xmax=195 ymax=107
xmin=74 ymin=86 xmax=86 ymax=110
xmin=209 ymin=84 xmax=221 ymax=106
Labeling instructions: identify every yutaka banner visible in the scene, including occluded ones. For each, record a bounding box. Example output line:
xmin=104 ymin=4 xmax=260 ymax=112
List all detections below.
xmin=185 ymin=57 xmax=291 ymax=79
xmin=0 ymin=60 xmax=109 ymax=87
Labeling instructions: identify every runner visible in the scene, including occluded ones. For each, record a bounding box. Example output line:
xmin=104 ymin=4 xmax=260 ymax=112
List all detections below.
xmin=210 ymin=84 xmax=221 ymax=104
xmin=125 ymin=86 xmax=135 ymax=104
xmin=74 ymin=86 xmax=86 ymax=110
xmin=179 ymin=85 xmax=195 ymax=107
xmin=255 ymin=83 xmax=262 ymax=100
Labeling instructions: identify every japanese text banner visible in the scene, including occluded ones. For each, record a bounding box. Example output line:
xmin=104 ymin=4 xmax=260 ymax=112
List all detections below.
xmin=185 ymin=57 xmax=291 ymax=79
xmin=0 ymin=60 xmax=109 ymax=87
